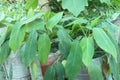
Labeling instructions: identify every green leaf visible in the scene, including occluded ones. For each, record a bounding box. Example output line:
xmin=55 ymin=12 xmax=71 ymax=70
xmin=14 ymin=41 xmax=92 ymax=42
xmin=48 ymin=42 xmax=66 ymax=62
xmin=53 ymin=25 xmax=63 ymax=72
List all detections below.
xmin=46 ymin=12 xmax=63 ymax=31
xmin=66 ymin=40 xmax=82 ymax=80
xmin=57 ymin=28 xmax=71 ymax=58
xmin=62 ymin=0 xmax=88 ymax=16
xmin=0 ymin=40 xmax=10 ymax=64
xmin=31 ymin=62 xmax=38 ymax=80
xmin=109 ymin=57 xmax=120 ymax=80
xmin=9 ymin=13 xmax=43 ymax=52
xmin=0 ymin=23 xmax=6 ymax=28
xmin=80 ymin=37 xmax=94 ymax=66
xmin=25 ymin=0 xmax=38 ymax=10
xmin=44 ymin=66 xmax=56 ymax=80
xmin=0 ymin=25 xmax=12 ymax=46
xmin=100 ymin=0 xmax=110 ymax=4
xmin=24 ymin=13 xmax=43 ymax=24
xmin=27 ymin=8 xmax=34 ymax=18
xmin=65 ymin=17 xmax=88 ymax=27
xmin=0 ymin=27 xmax=7 ymax=46
xmin=25 ymin=19 xmax=45 ymax=32
xmin=90 ymin=16 xmax=101 ymax=28
xmin=87 ymin=61 xmax=104 ymax=80
xmin=38 ymin=33 xmax=51 ymax=64
xmin=19 ymin=30 xmax=38 ymax=67
xmin=93 ymin=28 xmax=118 ymax=62
xmin=54 ymin=62 xmax=65 ymax=80
xmin=9 ymin=22 xmax=26 ymax=52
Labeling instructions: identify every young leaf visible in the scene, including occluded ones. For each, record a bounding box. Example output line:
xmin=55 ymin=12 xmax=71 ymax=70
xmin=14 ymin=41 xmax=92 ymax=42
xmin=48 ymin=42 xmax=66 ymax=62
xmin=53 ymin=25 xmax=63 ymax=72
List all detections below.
xmin=9 ymin=22 xmax=26 ymax=52
xmin=54 ymin=61 xmax=65 ymax=80
xmin=90 ymin=16 xmax=101 ymax=28
xmin=0 ymin=40 xmax=10 ymax=64
xmin=80 ymin=37 xmax=94 ymax=66
xmin=57 ymin=28 xmax=71 ymax=58
xmin=19 ymin=30 xmax=38 ymax=67
xmin=25 ymin=0 xmax=38 ymax=10
xmin=30 ymin=62 xmax=38 ymax=80
xmin=38 ymin=33 xmax=51 ymax=65
xmin=66 ymin=40 xmax=82 ymax=80
xmin=87 ymin=61 xmax=104 ymax=80
xmin=46 ymin=12 xmax=63 ymax=31
xmin=44 ymin=66 xmax=56 ymax=80
xmin=62 ymin=0 xmax=88 ymax=16
xmin=93 ymin=28 xmax=118 ymax=62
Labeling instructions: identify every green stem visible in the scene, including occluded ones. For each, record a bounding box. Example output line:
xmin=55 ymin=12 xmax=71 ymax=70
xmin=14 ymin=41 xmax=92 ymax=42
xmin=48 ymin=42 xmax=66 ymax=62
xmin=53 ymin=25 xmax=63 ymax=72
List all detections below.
xmin=79 ymin=24 xmax=87 ymax=37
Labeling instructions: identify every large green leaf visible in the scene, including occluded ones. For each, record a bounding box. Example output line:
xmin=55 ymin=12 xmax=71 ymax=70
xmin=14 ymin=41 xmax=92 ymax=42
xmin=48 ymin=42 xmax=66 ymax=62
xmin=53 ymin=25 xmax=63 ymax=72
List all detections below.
xmin=57 ymin=28 xmax=71 ymax=58
xmin=0 ymin=40 xmax=10 ymax=64
xmin=93 ymin=28 xmax=118 ymax=61
xmin=87 ymin=61 xmax=104 ymax=80
xmin=25 ymin=0 xmax=38 ymax=10
xmin=19 ymin=30 xmax=38 ymax=67
xmin=62 ymin=0 xmax=88 ymax=16
xmin=46 ymin=12 xmax=63 ymax=31
xmin=9 ymin=22 xmax=26 ymax=52
xmin=9 ymin=13 xmax=43 ymax=52
xmin=54 ymin=61 xmax=65 ymax=80
xmin=80 ymin=37 xmax=94 ymax=66
xmin=66 ymin=40 xmax=82 ymax=80
xmin=44 ymin=66 xmax=56 ymax=80
xmin=38 ymin=33 xmax=51 ymax=65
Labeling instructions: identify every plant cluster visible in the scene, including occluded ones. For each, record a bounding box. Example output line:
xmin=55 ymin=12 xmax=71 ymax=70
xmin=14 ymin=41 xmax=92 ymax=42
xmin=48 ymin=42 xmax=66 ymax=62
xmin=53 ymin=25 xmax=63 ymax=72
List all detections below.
xmin=0 ymin=0 xmax=120 ymax=80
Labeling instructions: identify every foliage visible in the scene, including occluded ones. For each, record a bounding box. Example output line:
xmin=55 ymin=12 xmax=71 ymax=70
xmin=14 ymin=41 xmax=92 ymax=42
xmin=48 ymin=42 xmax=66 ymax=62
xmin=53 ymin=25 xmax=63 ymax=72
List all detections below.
xmin=0 ymin=0 xmax=120 ymax=80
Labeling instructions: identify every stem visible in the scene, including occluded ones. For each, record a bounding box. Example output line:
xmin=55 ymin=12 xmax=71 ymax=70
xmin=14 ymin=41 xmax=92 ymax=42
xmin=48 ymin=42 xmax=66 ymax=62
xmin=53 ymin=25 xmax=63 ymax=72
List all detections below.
xmin=79 ymin=24 xmax=87 ymax=37
xmin=40 ymin=2 xmax=49 ymax=9
xmin=2 ymin=64 xmax=9 ymax=80
xmin=95 ymin=51 xmax=105 ymax=54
